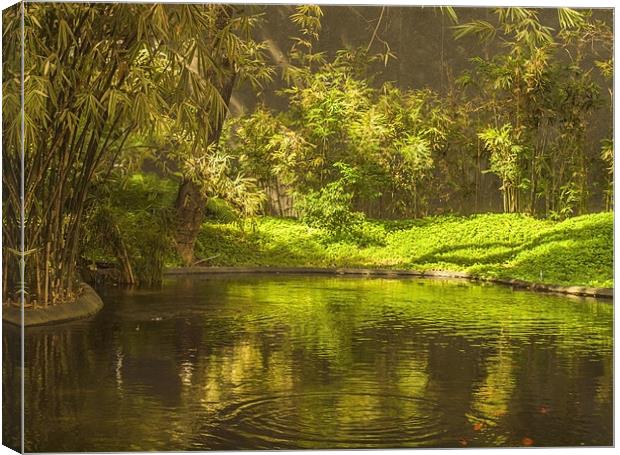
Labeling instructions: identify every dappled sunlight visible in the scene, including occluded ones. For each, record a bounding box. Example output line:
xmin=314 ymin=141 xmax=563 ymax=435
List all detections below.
xmin=194 ymin=212 xmax=613 ymax=288
xmin=2 ymin=3 xmax=612 ymax=451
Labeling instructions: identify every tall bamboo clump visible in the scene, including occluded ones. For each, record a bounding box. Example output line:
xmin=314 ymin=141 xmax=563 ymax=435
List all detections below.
xmin=2 ymin=3 xmax=257 ymax=306
xmin=2 ymin=4 xmax=23 ymax=306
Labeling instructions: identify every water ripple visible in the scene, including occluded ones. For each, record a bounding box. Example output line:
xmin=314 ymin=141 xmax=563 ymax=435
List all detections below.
xmin=196 ymin=391 xmax=448 ymax=449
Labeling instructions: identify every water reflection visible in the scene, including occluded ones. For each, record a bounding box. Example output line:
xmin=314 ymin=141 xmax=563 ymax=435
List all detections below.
xmin=2 ymin=323 xmax=22 ymax=452
xmin=6 ymin=275 xmax=613 ymax=451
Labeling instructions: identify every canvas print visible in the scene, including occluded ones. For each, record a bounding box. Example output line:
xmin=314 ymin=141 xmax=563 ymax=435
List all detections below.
xmin=1 ymin=2 xmax=614 ymax=452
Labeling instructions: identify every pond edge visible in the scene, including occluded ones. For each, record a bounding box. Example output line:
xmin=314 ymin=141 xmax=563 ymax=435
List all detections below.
xmin=2 ymin=283 xmax=104 ymax=327
xmin=165 ymin=266 xmax=613 ymax=300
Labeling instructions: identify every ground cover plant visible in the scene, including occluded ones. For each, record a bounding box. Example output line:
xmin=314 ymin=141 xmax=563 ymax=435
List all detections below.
xmin=191 ymin=211 xmax=612 ymax=288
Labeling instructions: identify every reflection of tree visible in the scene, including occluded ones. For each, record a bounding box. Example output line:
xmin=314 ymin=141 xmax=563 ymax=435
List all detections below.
xmin=468 ymin=327 xmax=514 ymax=445
xmin=13 ymin=276 xmax=614 ymax=450
xmin=2 ymin=326 xmax=22 ymax=451
xmin=595 ymin=360 xmax=612 ymax=408
xmin=23 ymin=324 xmax=100 ymax=451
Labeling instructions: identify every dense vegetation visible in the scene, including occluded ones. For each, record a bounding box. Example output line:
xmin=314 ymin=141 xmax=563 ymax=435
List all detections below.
xmin=195 ymin=212 xmax=613 ymax=288
xmin=222 ymin=7 xmax=613 ymax=220
xmin=2 ymin=5 xmax=613 ymax=306
xmin=79 ymin=171 xmax=612 ymax=288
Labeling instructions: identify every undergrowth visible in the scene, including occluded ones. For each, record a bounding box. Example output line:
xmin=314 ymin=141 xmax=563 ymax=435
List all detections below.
xmin=194 ymin=212 xmax=613 ymax=288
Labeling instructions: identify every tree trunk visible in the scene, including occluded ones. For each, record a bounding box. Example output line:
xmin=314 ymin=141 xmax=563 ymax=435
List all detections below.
xmin=174 ymin=179 xmax=207 ymax=266
xmin=172 ymin=6 xmax=238 ymax=265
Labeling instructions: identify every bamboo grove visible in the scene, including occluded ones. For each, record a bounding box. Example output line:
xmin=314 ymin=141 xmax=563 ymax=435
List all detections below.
xmin=1 ymin=5 xmax=613 ymax=304
xmin=2 ymin=3 xmax=272 ymax=305
xmin=225 ymin=8 xmax=612 ymax=219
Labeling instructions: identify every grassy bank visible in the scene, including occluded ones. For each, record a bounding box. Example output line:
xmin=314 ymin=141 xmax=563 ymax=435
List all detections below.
xmin=194 ymin=212 xmax=613 ymax=289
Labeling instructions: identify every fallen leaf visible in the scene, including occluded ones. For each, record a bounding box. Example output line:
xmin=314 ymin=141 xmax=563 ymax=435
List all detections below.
xmin=522 ymin=437 xmax=534 ymax=446
xmin=459 ymin=438 xmax=468 ymax=447
xmin=473 ymin=422 xmax=484 ymax=431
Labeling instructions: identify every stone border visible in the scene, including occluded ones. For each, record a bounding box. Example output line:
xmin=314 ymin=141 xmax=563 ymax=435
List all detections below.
xmin=2 ymin=283 xmax=104 ymax=327
xmin=165 ymin=266 xmax=613 ymax=300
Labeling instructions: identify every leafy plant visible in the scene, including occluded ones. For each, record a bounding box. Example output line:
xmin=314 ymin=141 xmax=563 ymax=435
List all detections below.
xmin=2 ymin=3 xmax=274 ymax=303
xmin=82 ymin=173 xmax=177 ymax=285
xmin=600 ymin=138 xmax=613 ymax=211
xmin=197 ymin=212 xmax=613 ymax=288
xmin=295 ymin=163 xmax=365 ymax=240
xmin=478 ymin=124 xmax=526 ymax=213
xmin=454 ymin=7 xmax=612 ymax=216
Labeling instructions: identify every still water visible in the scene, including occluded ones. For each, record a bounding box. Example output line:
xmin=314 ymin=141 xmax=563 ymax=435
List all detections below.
xmin=3 ymin=275 xmax=614 ymax=450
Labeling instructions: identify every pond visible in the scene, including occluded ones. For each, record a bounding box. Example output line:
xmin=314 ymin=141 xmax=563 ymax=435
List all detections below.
xmin=3 ymin=274 xmax=613 ymax=450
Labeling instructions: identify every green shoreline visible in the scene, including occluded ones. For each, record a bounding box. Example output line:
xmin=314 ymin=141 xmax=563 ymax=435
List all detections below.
xmin=165 ymin=266 xmax=613 ymax=299
xmin=193 ymin=212 xmax=613 ymax=290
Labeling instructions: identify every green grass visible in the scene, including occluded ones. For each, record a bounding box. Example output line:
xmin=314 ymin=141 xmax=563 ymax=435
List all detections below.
xmin=194 ymin=212 xmax=613 ymax=288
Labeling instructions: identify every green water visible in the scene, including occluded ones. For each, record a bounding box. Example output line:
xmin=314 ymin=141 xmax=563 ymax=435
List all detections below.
xmin=3 ymin=275 xmax=613 ymax=450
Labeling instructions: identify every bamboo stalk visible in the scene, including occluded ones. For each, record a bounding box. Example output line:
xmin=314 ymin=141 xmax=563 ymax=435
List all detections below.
xmin=44 ymin=241 xmax=50 ymax=307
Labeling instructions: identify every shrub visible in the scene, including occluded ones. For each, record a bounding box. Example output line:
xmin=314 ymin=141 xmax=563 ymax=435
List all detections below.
xmin=295 ymin=162 xmax=372 ymax=243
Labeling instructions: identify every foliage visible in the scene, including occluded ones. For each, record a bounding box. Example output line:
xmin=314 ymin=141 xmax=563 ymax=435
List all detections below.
xmin=3 ymin=5 xmax=613 ymax=299
xmin=180 ymin=149 xmax=266 ymax=220
xmin=82 ymin=173 xmax=177 ymax=285
xmin=600 ymin=138 xmax=613 ymax=211
xmin=295 ymin=163 xmax=364 ymax=238
xmin=195 ymin=212 xmax=613 ymax=288
xmin=204 ymin=198 xmax=244 ymax=224
xmin=2 ymin=3 xmax=272 ymax=304
xmin=284 ymin=5 xmax=325 ymax=83
xmin=455 ymin=7 xmax=612 ymax=217
xmin=82 ymin=171 xmax=265 ymax=282
xmin=224 ymin=105 xmax=313 ymax=203
xmin=224 ymin=63 xmax=443 ymax=218
xmin=478 ymin=124 xmax=526 ymax=212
